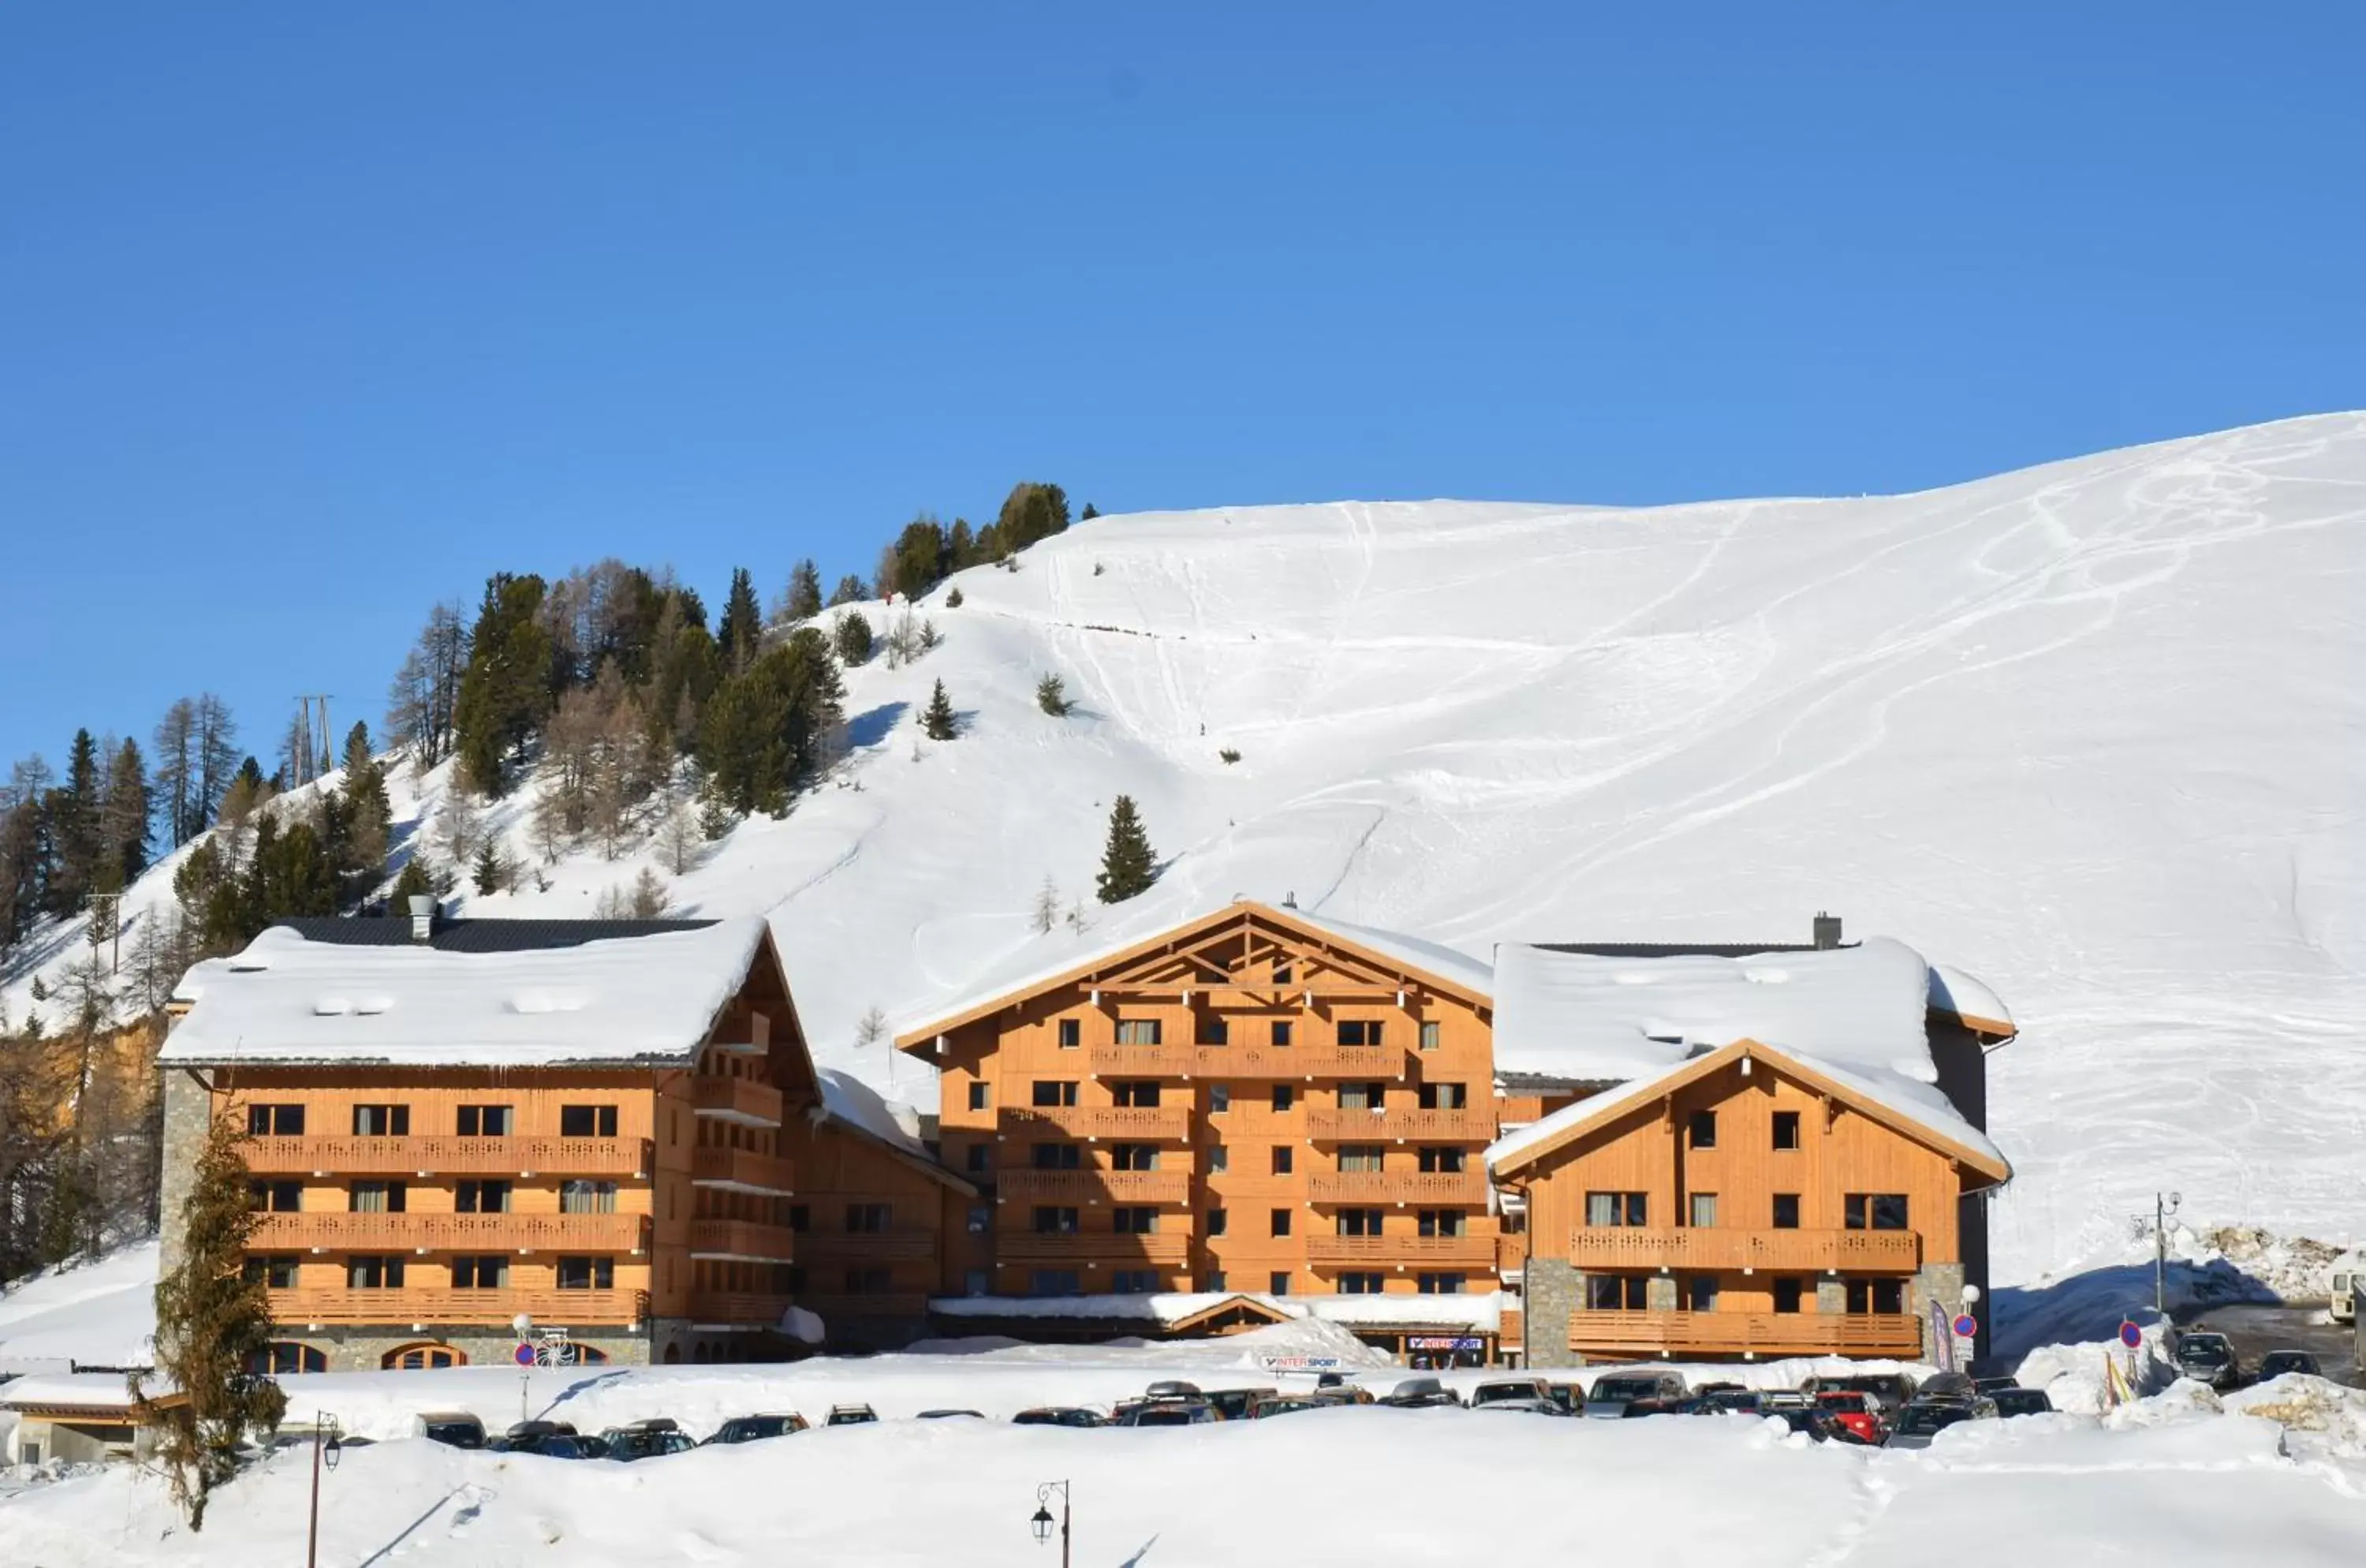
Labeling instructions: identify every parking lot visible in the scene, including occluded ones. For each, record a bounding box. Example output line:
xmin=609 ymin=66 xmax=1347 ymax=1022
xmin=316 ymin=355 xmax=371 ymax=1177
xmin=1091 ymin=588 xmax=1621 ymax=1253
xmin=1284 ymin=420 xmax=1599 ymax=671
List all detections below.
xmin=2178 ymin=1301 xmax=2360 ymax=1387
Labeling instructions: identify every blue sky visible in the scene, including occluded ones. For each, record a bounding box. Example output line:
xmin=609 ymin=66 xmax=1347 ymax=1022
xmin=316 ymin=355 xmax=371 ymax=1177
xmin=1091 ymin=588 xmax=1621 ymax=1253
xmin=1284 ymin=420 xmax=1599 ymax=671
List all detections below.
xmin=4 ymin=2 xmax=2361 ymax=770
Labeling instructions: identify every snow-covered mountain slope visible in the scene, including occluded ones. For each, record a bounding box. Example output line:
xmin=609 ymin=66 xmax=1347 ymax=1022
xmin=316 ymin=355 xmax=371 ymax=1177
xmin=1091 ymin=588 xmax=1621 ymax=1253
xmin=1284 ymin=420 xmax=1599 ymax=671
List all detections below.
xmin=9 ymin=413 xmax=2363 ymax=1287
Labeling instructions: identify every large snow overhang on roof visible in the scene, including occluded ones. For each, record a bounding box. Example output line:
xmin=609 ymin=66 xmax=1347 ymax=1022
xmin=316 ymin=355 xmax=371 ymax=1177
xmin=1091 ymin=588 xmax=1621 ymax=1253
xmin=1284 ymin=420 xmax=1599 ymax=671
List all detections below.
xmin=808 ymin=1069 xmax=976 ymax=1194
xmin=158 ymin=918 xmax=774 ymax=1068
xmin=1927 ymin=962 xmax=2017 ymax=1041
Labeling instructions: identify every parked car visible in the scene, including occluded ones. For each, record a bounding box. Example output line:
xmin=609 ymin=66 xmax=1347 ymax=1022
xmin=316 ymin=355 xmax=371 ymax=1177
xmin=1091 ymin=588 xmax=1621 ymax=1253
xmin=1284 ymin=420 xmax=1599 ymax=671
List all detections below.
xmin=1972 ymin=1376 xmax=2021 ymax=1394
xmin=418 ymin=1412 xmax=487 ymax=1450
xmin=1249 ymin=1395 xmax=1330 ymax=1419
xmin=825 ymin=1403 xmax=879 ymax=1427
xmin=1382 ymin=1377 xmax=1464 ymax=1409
xmin=1804 ymin=1372 xmax=1916 ymax=1413
xmin=1204 ymin=1388 xmax=1277 ymax=1422
xmin=1468 ymin=1377 xmax=1554 ymax=1409
xmin=1991 ymin=1387 xmax=2054 ymax=1418
xmin=916 ymin=1409 xmax=985 ymax=1420
xmin=1884 ymin=1402 xmax=1983 ymax=1450
xmin=1471 ymin=1397 xmax=1566 ymax=1416
xmin=705 ymin=1414 xmax=808 ymax=1444
xmin=1813 ymin=1391 xmax=1886 ymax=1443
xmin=1617 ymin=1398 xmax=1677 ymax=1419
xmin=522 ymin=1433 xmax=595 ymax=1460
xmin=2255 ymin=1350 xmax=2321 ymax=1382
xmin=1118 ymin=1402 xmax=1218 ymax=1427
xmin=1144 ymin=1380 xmax=1205 ymax=1402
xmin=2172 ymin=1331 xmax=2244 ymax=1391
xmin=599 ymin=1418 xmax=697 ymax=1462
xmin=1584 ymin=1372 xmax=1689 ymax=1418
xmin=1012 ymin=1407 xmax=1107 ymax=1428
xmin=1913 ymin=1372 xmax=1981 ymax=1404
xmin=1690 ymin=1389 xmax=1765 ymax=1416
xmin=493 ymin=1419 xmax=580 ymax=1454
xmin=1542 ymin=1383 xmax=1585 ymax=1414
xmin=1771 ymin=1407 xmax=1854 ymax=1443
xmin=1312 ymin=1385 xmax=1375 ymax=1407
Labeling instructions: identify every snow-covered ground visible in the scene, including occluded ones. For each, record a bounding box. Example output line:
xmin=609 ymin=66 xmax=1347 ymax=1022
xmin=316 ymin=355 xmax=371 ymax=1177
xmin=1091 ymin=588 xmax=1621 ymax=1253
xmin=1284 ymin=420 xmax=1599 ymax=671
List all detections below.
xmin=7 ymin=413 xmax=2364 ymax=1291
xmin=0 ymin=1242 xmax=157 ymax=1376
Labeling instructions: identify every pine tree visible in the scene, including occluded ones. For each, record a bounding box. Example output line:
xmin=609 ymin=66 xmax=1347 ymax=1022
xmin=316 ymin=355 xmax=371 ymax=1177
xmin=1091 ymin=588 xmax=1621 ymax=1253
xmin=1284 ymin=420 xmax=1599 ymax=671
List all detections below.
xmin=135 ymin=1110 xmax=289 ymax=1530
xmin=102 ymin=737 xmax=152 ymax=887
xmin=1081 ymin=502 xmax=1100 ymax=521
xmin=783 ymin=558 xmax=823 ymax=622
xmin=451 ymin=573 xmax=555 ymax=797
xmin=995 ymin=482 xmax=1071 ymax=552
xmin=44 ymin=728 xmax=104 ymax=918
xmin=922 ymin=681 xmax=957 ymax=741
xmin=717 ymin=566 xmax=762 ymax=676
xmin=827 ymin=574 xmax=869 ymax=608
xmin=341 ymin=720 xmax=374 ymax=779
xmin=1032 ymin=875 xmax=1059 ymax=935
xmin=389 ymin=857 xmax=435 ymax=906
xmin=1036 ymin=674 xmax=1073 ymax=716
xmin=945 ymin=585 xmax=964 ymax=609
xmin=1095 ymin=794 xmax=1158 ymax=903
xmin=472 ymin=840 xmax=504 ymax=895
xmin=833 ymin=611 xmax=875 ymax=667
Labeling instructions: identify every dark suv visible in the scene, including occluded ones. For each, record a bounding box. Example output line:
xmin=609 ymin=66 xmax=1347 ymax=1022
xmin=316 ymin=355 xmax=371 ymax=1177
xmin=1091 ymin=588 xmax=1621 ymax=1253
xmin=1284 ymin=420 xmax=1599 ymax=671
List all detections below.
xmin=2172 ymin=1331 xmax=2242 ymax=1391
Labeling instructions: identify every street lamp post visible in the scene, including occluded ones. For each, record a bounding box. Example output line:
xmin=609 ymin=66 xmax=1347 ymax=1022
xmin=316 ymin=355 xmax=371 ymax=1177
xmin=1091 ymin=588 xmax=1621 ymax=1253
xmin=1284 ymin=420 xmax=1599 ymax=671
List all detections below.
xmin=305 ymin=1413 xmax=342 ymax=1568
xmin=2153 ymin=1193 xmax=2182 ymax=1319
xmin=1029 ymin=1480 xmax=1071 ymax=1568
xmin=514 ymin=1311 xmax=536 ymax=1424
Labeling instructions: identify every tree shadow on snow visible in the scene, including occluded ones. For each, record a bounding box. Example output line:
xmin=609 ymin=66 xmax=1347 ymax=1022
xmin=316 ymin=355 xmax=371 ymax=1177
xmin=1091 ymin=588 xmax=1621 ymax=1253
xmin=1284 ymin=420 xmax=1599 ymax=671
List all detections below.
xmin=845 ymin=701 xmax=908 ymax=749
xmin=356 ymin=1484 xmax=470 ymax=1567
xmin=1116 ymin=1534 xmax=1160 ymax=1567
xmin=539 ymin=1367 xmax=634 ymax=1418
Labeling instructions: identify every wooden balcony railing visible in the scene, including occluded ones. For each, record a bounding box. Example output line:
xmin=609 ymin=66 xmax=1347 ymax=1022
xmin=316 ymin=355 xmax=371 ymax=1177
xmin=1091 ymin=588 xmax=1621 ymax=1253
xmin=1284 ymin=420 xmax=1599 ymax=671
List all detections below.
xmin=793 ymin=1292 xmax=931 ymax=1321
xmin=270 ymin=1286 xmax=644 ymax=1327
xmin=689 ymin=1146 xmax=797 ymax=1194
xmin=997 ymin=1231 xmax=1190 ymax=1265
xmin=1567 ymin=1310 xmax=1922 ymax=1358
xmin=1001 ymin=1105 xmax=1192 ymax=1142
xmin=251 ymin=1211 xmax=647 ymax=1254
xmin=995 ymin=1169 xmax=1192 ymax=1204
xmin=1304 ymin=1233 xmax=1498 ymax=1266
xmin=1088 ymin=1043 xmax=1414 ymax=1080
xmin=1305 ymin=1107 xmax=1495 ymax=1142
xmin=1306 ymin=1170 xmax=1487 ymax=1205
xmin=1563 ymin=1226 xmax=1922 ymax=1272
xmin=692 ymin=1075 xmax=783 ymax=1126
xmin=686 ymin=1290 xmax=793 ymax=1326
xmin=793 ymin=1230 xmax=937 ymax=1263
xmin=685 ymin=1219 xmax=798 ymax=1262
xmin=241 ymin=1135 xmax=649 ymax=1178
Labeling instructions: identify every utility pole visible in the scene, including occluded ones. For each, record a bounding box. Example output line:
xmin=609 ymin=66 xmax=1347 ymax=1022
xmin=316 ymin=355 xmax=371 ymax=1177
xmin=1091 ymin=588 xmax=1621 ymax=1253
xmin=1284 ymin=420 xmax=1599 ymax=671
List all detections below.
xmin=2154 ymin=1191 xmax=2181 ymax=1319
xmin=292 ymin=696 xmax=334 ymax=785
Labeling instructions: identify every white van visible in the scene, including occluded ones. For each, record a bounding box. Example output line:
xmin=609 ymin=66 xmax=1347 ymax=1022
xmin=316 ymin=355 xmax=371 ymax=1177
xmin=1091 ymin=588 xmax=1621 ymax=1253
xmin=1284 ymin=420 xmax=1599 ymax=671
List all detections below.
xmin=2331 ymin=1250 xmax=2363 ymax=1324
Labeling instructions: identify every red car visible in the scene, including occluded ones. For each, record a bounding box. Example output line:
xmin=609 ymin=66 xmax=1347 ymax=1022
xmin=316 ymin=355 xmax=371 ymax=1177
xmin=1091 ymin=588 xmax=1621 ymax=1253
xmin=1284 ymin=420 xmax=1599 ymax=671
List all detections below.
xmin=1813 ymin=1391 xmax=1885 ymax=1443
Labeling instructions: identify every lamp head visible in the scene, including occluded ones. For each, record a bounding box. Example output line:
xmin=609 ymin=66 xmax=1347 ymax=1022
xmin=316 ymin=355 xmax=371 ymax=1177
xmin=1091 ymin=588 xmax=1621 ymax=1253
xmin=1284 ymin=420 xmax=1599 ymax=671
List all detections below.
xmin=1030 ymin=1505 xmax=1056 ymax=1545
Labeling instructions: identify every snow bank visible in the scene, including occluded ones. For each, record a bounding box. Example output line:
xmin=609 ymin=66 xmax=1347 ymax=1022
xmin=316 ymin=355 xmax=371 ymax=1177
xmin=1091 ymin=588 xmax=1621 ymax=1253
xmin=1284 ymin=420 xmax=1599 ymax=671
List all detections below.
xmin=0 ymin=1242 xmax=158 ymax=1375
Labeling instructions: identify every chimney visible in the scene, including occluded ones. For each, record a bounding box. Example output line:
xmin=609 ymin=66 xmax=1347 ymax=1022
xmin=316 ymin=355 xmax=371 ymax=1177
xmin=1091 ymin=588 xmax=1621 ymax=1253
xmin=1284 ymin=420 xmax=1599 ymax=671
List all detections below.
xmin=408 ymin=894 xmax=436 ymax=943
xmin=1812 ymin=911 xmax=1842 ymax=950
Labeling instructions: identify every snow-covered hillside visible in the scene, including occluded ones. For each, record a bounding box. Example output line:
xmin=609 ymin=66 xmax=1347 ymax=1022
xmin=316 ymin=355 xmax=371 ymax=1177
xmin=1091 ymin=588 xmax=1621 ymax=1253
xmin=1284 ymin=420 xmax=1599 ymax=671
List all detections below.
xmin=9 ymin=413 xmax=2363 ymax=1287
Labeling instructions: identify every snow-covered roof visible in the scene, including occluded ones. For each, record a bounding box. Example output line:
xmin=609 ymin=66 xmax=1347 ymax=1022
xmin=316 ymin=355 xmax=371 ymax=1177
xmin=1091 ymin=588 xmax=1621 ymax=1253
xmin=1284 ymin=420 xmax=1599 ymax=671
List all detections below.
xmin=159 ymin=918 xmax=773 ymax=1067
xmin=927 ymin=1291 xmax=1502 ymax=1331
xmin=0 ymin=1372 xmax=159 ymax=1413
xmin=1928 ymin=963 xmax=2015 ymax=1033
xmin=1274 ymin=907 xmax=1495 ymax=1006
xmin=810 ymin=1069 xmax=972 ymax=1192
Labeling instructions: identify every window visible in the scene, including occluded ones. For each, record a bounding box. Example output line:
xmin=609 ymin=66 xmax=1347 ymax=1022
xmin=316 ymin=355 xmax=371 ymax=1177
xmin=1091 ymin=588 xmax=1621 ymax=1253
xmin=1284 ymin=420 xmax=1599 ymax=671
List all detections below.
xmin=1338 ymin=1144 xmax=1384 ymax=1173
xmin=1272 ymin=1270 xmax=1297 ymax=1295
xmin=560 ymin=1104 xmax=619 ymax=1137
xmin=347 ymin=1256 xmax=405 ymax=1289
xmin=1584 ymin=1191 xmax=1648 ymax=1227
xmin=1032 ymin=1206 xmax=1080 ymax=1234
xmin=1206 ymin=1208 xmax=1228 ymax=1236
xmin=349 ymin=1181 xmax=407 ymax=1214
xmin=1057 ymin=1017 xmax=1081 ymax=1049
xmin=1685 ymin=1276 xmax=1719 ymax=1311
xmin=1689 ymin=1193 xmax=1718 ymax=1228
xmin=557 ymin=1256 xmax=616 ymax=1290
xmin=1338 ymin=1081 xmax=1386 ymax=1111
xmin=1112 ymin=1081 xmax=1162 ymax=1107
xmin=1417 ymin=1082 xmax=1467 ymax=1110
xmin=964 ymin=1269 xmax=991 ymax=1297
xmin=1032 ymin=1081 xmax=1080 ymax=1107
xmin=560 ymin=1180 xmax=618 ymax=1215
xmin=242 ymin=1256 xmax=299 ymax=1288
xmin=1338 ymin=1272 xmax=1384 ymax=1294
xmin=1587 ymin=1275 xmax=1650 ymax=1310
xmin=247 ymin=1103 xmax=304 ymax=1136
xmin=1771 ymin=1193 xmax=1801 ymax=1230
xmin=1030 ymin=1269 xmax=1082 ymax=1296
xmin=1772 ymin=1111 xmax=1801 ymax=1150
xmin=1112 ymin=1143 xmax=1160 ymax=1171
xmin=1844 ymin=1194 xmax=1910 ymax=1231
xmin=1417 ymin=1147 xmax=1466 ymax=1173
xmin=353 ymin=1103 xmax=410 ymax=1137
xmin=844 ymin=1266 xmax=893 ymax=1294
xmin=1418 ymin=1273 xmax=1465 ymax=1294
xmin=1204 ymin=1271 xmax=1228 ymax=1292
xmin=1417 ymin=1210 xmax=1465 ymax=1238
xmin=967 ymin=1082 xmax=990 ymax=1111
xmin=1208 ymin=1085 xmax=1231 ymax=1113
xmin=1114 ymin=1269 xmax=1160 ymax=1293
xmin=1115 ymin=1019 xmax=1162 ymax=1045
xmin=1271 ymin=1020 xmax=1293 ymax=1047
xmin=1272 ymin=964 xmax=1293 ymax=984
xmin=1270 ymin=1208 xmax=1293 ymax=1238
xmin=966 ymin=1205 xmax=990 ymax=1234
xmin=1270 ymin=1146 xmax=1293 ymax=1175
xmin=1687 ymin=1110 xmax=1717 ymax=1149
xmin=1032 ymin=1142 xmax=1081 ymax=1170
xmin=249 ymin=1179 xmax=300 ymax=1212
xmin=248 ymin=1342 xmax=327 ymax=1375
xmin=386 ymin=1344 xmax=465 ymax=1371
xmin=1207 ymin=1145 xmax=1228 ymax=1174
xmin=1271 ymin=1085 xmax=1295 ymax=1111
xmin=1113 ymin=1207 xmax=1159 ymax=1234
xmin=1845 ymin=1279 xmax=1907 ymax=1315
xmin=845 ymin=1203 xmax=892 ymax=1233
xmin=786 ymin=1204 xmax=810 ymax=1233
xmin=965 ymin=1144 xmax=991 ymax=1174
xmin=456 ymin=1180 xmax=511 ymax=1214
xmin=456 ymin=1104 xmax=512 ymax=1137
xmin=1337 ymin=1020 xmax=1384 ymax=1047
xmin=1772 ymin=1278 xmax=1804 ymax=1314
xmin=1337 ymin=1208 xmax=1384 ymax=1237
xmin=1420 ymin=1021 xmax=1442 ymax=1051
xmin=1197 ymin=1017 xmax=1229 ymax=1046
xmin=452 ymin=1255 xmax=509 ymax=1289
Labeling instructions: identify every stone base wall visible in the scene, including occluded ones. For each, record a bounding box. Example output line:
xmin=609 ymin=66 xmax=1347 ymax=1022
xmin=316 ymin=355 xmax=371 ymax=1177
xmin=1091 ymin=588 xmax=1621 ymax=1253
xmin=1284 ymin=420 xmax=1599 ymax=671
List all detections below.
xmin=1523 ymin=1259 xmax=1580 ymax=1369
xmin=156 ymin=1067 xmax=212 ymax=1284
xmin=1913 ymin=1261 xmax=1967 ymax=1365
xmin=294 ymin=1326 xmax=651 ymax=1374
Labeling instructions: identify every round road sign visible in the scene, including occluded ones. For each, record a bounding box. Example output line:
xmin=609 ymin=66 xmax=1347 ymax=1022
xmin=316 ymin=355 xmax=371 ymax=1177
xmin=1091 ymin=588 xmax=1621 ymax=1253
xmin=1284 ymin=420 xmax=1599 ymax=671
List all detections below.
xmin=1951 ymin=1313 xmax=1977 ymax=1338
xmin=2118 ymin=1320 xmax=2143 ymax=1350
xmin=513 ymin=1342 xmax=536 ymax=1367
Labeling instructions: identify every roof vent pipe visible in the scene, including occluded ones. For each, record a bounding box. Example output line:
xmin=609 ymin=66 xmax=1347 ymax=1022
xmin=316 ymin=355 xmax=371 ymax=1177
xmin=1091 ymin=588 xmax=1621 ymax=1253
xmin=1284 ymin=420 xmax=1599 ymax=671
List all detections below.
xmin=408 ymin=894 xmax=435 ymax=943
xmin=1812 ymin=911 xmax=1842 ymax=950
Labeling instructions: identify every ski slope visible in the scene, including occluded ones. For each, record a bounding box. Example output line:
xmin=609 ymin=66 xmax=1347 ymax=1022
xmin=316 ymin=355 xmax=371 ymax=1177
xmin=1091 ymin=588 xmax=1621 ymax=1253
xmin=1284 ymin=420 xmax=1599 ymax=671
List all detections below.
xmin=7 ymin=413 xmax=2363 ymax=1288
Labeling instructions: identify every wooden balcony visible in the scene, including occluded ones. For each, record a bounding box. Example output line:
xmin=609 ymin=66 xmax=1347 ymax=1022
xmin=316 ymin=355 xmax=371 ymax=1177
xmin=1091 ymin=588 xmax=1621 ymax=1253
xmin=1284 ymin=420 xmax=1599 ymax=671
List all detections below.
xmin=1001 ymin=1105 xmax=1191 ymax=1141
xmin=1563 ymin=1226 xmax=1922 ymax=1272
xmin=685 ymin=1219 xmax=798 ymax=1262
xmin=269 ymin=1286 xmax=644 ymax=1327
xmin=1304 ymin=1233 xmax=1498 ymax=1266
xmin=1499 ymin=1305 xmax=1524 ymax=1350
xmin=1088 ymin=1043 xmax=1413 ymax=1080
xmin=998 ymin=1231 xmax=1191 ymax=1265
xmin=1306 ymin=1170 xmax=1487 ymax=1205
xmin=995 ymin=1169 xmax=1192 ymax=1204
xmin=1567 ymin=1310 xmax=1922 ymax=1359
xmin=793 ymin=1230 xmax=937 ymax=1263
xmin=794 ymin=1292 xmax=931 ymax=1322
xmin=692 ymin=1075 xmax=783 ymax=1126
xmin=686 ymin=1290 xmax=793 ymax=1326
xmin=1305 ymin=1106 xmax=1494 ymax=1142
xmin=251 ymin=1211 xmax=647 ymax=1254
xmin=689 ymin=1146 xmax=797 ymax=1195
xmin=241 ymin=1135 xmax=649 ymax=1179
